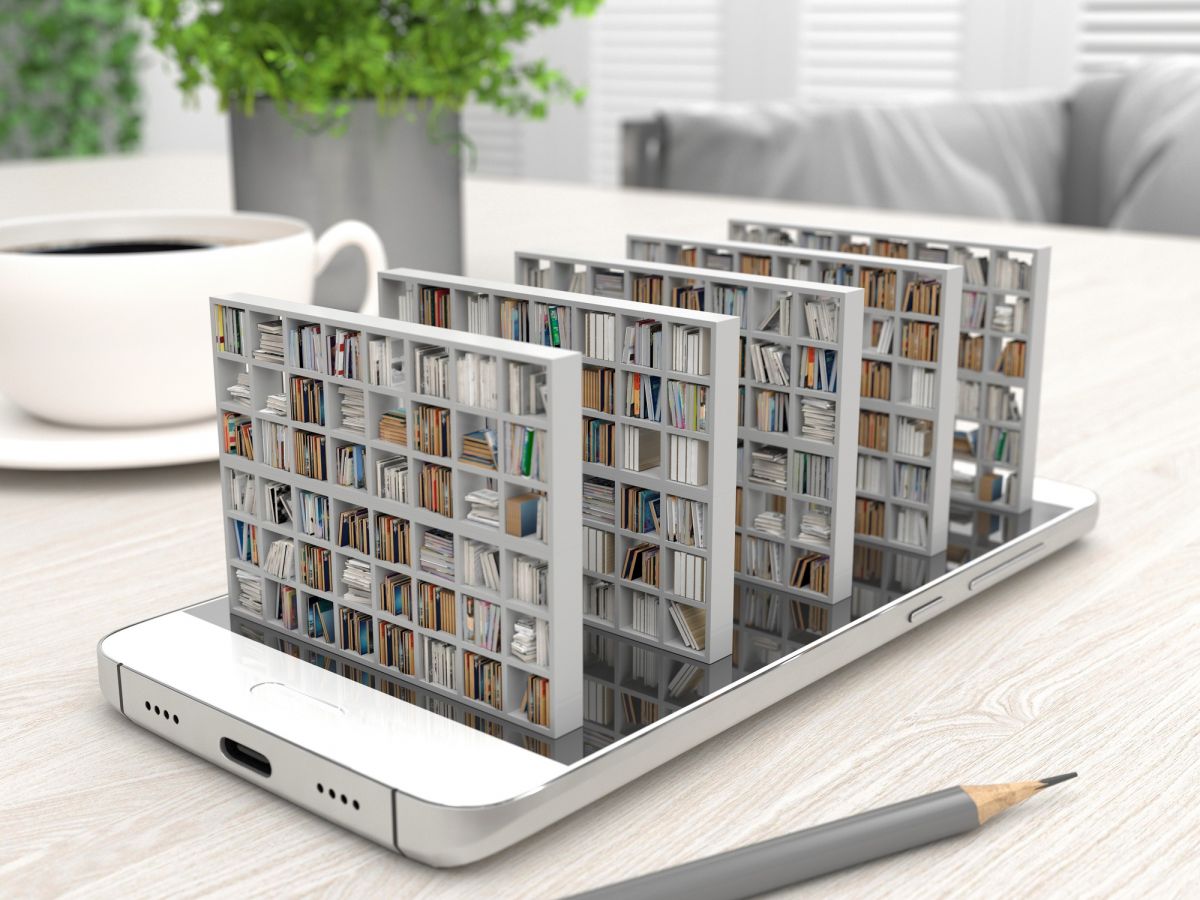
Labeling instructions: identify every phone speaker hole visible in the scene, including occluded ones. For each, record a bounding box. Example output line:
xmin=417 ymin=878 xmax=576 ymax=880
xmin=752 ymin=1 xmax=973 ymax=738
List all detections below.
xmin=144 ymin=700 xmax=181 ymax=725
xmin=315 ymin=782 xmax=360 ymax=810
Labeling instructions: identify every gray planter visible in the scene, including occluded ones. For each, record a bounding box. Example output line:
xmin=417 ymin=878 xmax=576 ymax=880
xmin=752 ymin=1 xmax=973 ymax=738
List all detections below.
xmin=230 ymin=100 xmax=463 ymax=309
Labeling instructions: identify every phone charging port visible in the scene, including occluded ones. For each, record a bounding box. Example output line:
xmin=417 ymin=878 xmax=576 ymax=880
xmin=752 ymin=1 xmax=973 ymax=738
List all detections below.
xmin=220 ymin=737 xmax=272 ymax=777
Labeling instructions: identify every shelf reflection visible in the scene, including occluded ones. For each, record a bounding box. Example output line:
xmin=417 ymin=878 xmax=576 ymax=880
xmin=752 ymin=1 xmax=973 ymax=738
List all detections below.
xmin=226 ymin=500 xmax=1044 ymax=764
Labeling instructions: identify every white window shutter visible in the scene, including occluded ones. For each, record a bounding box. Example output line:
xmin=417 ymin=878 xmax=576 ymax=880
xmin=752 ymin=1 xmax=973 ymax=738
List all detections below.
xmin=587 ymin=0 xmax=724 ymax=184
xmin=796 ymin=0 xmax=966 ymax=103
xmin=1077 ymin=0 xmax=1200 ymax=76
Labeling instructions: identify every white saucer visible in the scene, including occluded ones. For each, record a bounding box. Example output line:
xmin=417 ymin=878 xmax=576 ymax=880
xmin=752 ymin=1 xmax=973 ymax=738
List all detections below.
xmin=0 ymin=393 xmax=217 ymax=470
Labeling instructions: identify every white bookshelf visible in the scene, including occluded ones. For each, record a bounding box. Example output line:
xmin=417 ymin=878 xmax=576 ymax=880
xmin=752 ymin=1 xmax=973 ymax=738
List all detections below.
xmin=211 ymin=293 xmax=583 ymax=738
xmin=626 ymin=232 xmax=961 ymax=556
xmin=513 ymin=250 xmax=863 ymax=606
xmin=377 ymin=269 xmax=739 ymax=663
xmin=727 ymin=218 xmax=1049 ymax=514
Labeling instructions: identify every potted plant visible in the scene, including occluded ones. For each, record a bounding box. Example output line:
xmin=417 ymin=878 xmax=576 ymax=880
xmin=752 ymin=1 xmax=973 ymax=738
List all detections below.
xmin=140 ymin=0 xmax=599 ymax=304
xmin=1 ymin=0 xmax=141 ymax=159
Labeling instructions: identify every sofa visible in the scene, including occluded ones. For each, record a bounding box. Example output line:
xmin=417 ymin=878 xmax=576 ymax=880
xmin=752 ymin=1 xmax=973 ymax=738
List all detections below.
xmin=623 ymin=60 xmax=1200 ymax=237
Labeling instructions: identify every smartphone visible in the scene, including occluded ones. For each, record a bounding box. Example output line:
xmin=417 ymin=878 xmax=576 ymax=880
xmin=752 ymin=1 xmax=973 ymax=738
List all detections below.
xmin=98 ymin=478 xmax=1096 ymax=866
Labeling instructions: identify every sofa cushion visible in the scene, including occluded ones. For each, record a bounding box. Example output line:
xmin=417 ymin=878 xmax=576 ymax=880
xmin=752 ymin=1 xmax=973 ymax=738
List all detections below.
xmin=659 ymin=95 xmax=1067 ymax=222
xmin=1099 ymin=59 xmax=1200 ymax=236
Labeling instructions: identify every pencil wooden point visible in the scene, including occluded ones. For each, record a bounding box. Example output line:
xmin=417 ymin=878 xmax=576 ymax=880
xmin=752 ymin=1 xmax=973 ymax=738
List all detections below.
xmin=961 ymin=774 xmax=1075 ymax=826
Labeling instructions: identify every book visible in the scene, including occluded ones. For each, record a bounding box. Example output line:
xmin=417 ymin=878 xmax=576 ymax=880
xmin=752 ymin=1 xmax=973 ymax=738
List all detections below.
xmin=668 ymin=602 xmax=707 ymax=652
xmin=582 ymin=526 xmax=614 ymax=574
xmin=330 ymin=329 xmax=361 ymax=379
xmin=861 ymin=360 xmax=891 ymax=400
xmin=666 ymin=380 xmax=707 ymax=432
xmin=667 ymin=435 xmax=706 ymax=486
xmin=293 ymin=429 xmax=326 ymax=480
xmin=228 ymin=470 xmax=255 ymax=514
xmin=858 ymin=411 xmax=889 ymax=452
xmin=341 ymin=558 xmax=372 ymax=605
xmin=463 ymin=651 xmax=503 ymax=710
xmin=253 ymin=318 xmax=284 ymax=362
xmin=623 ymin=319 xmax=662 ymax=368
xmin=902 ymin=278 xmax=941 ymax=316
xmin=747 ymin=342 xmax=790 ymax=387
xmin=513 ymin=553 xmax=549 ymax=605
xmin=792 ymin=451 xmax=831 ymax=500
xmin=861 ymin=268 xmax=896 ymax=310
xmin=335 ymin=443 xmax=366 ymax=489
xmin=376 ymin=456 xmax=409 ymax=503
xmin=754 ymin=389 xmax=788 ymax=432
xmin=583 ymin=417 xmax=614 ymax=465
xmin=671 ymin=550 xmax=706 ymax=601
xmin=460 ymin=428 xmax=497 ymax=470
xmin=417 ymin=581 xmax=456 ymax=633
xmin=506 ymin=491 xmax=545 ymax=539
xmin=749 ymin=446 xmax=787 ymax=486
xmin=379 ymin=572 xmax=412 ymax=617
xmin=263 ymin=538 xmax=294 ymax=579
xmin=743 ymin=536 xmax=784 ymax=583
xmin=895 ymin=417 xmax=933 ymax=458
xmin=374 ymin=513 xmax=411 ymax=564
xmin=584 ymin=580 xmax=614 ymax=622
xmin=378 ymin=621 xmax=415 ymax=674
xmin=337 ymin=506 xmax=369 ymax=553
xmin=803 ymin=298 xmax=840 ymax=341
xmin=854 ymin=498 xmax=886 ymax=538
xmin=215 ymin=304 xmax=246 ymax=355
xmin=222 ymin=412 xmax=253 ymax=459
xmin=630 ymin=592 xmax=659 ymax=638
xmin=622 ymin=425 xmax=660 ymax=473
xmin=464 ymin=596 xmax=501 ymax=652
xmin=623 ymin=372 xmax=661 ymax=422
xmin=508 ymin=361 xmax=547 ymax=415
xmin=671 ymin=324 xmax=711 ymax=375
xmin=582 ymin=365 xmax=615 ymax=414
xmin=622 ymin=485 xmax=661 ymax=535
xmin=338 ymin=386 xmax=365 ymax=433
xmin=418 ymin=462 xmax=453 ymax=516
xmin=900 ymin=322 xmax=939 ymax=362
xmin=465 ymin=487 xmax=500 ymax=529
xmin=456 ymin=351 xmax=498 ymax=409
xmin=510 ymin=615 xmax=549 ymax=667
xmin=663 ymin=494 xmax=706 ymax=548
xmin=379 ymin=409 xmax=408 ymax=446
xmin=306 ymin=598 xmax=334 ymax=642
xmin=298 ymin=490 xmax=328 ymax=539
xmin=621 ymin=542 xmax=659 ymax=586
xmin=415 ymin=345 xmax=450 ymax=398
xmin=413 ymin=403 xmax=450 ymax=456
xmin=300 ymin=544 xmax=331 ymax=592
xmin=800 ymin=398 xmax=836 ymax=443
xmin=505 ymin=423 xmax=544 ymax=479
xmin=791 ymin=551 xmax=830 ymax=594
xmin=340 ymin=607 xmax=372 ymax=657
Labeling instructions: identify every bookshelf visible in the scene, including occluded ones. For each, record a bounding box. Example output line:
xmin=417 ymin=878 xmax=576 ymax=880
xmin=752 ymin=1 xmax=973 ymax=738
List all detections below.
xmin=513 ymin=251 xmax=863 ymax=606
xmin=726 ymin=218 xmax=1049 ymax=513
xmin=211 ymin=293 xmax=583 ymax=738
xmin=626 ymin=233 xmax=961 ymax=557
xmin=377 ymin=269 xmax=739 ymax=663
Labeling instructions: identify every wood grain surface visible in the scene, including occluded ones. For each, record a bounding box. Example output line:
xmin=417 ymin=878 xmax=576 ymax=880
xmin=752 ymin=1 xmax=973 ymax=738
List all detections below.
xmin=1 ymin=165 xmax=1198 ymax=898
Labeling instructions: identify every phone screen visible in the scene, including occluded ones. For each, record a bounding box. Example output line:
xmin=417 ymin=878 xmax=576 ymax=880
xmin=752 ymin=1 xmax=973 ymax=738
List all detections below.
xmin=190 ymin=498 xmax=1064 ymax=764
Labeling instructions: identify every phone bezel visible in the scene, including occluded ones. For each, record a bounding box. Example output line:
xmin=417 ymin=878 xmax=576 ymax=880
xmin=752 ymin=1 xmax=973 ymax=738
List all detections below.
xmin=98 ymin=477 xmax=1097 ymax=866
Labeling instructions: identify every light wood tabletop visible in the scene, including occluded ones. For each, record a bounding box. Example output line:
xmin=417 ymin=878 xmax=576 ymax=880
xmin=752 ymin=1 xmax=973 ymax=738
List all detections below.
xmin=2 ymin=159 xmax=1198 ymax=898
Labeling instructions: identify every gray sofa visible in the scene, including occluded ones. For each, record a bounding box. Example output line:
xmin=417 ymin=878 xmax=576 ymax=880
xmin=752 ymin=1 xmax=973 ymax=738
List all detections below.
xmin=623 ymin=60 xmax=1200 ymax=237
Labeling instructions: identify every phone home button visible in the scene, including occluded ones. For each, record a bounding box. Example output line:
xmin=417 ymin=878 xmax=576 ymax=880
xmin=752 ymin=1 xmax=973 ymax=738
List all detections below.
xmin=250 ymin=681 xmax=346 ymax=717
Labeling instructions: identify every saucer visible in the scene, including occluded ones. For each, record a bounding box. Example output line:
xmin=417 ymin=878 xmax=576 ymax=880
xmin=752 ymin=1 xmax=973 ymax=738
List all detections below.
xmin=0 ymin=393 xmax=217 ymax=470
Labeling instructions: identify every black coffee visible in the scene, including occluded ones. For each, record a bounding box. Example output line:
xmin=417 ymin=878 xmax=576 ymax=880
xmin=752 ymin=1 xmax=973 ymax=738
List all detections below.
xmin=23 ymin=239 xmax=216 ymax=255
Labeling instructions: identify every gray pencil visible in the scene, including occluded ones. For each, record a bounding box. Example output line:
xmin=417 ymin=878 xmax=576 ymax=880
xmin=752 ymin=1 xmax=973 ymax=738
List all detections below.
xmin=571 ymin=773 xmax=1076 ymax=900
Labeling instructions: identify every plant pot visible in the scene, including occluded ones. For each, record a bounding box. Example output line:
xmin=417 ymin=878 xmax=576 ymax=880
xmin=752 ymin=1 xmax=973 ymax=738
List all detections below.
xmin=229 ymin=100 xmax=463 ymax=310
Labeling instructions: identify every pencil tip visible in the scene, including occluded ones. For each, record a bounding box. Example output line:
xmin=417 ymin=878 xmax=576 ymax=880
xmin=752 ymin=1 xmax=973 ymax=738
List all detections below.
xmin=1036 ymin=772 xmax=1078 ymax=789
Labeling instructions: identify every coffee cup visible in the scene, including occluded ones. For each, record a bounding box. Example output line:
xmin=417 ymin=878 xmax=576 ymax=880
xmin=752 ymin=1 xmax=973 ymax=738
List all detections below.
xmin=0 ymin=210 xmax=386 ymax=428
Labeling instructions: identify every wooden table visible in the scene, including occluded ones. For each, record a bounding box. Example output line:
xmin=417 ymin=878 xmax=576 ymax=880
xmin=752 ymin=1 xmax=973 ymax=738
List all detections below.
xmin=3 ymin=158 xmax=1198 ymax=897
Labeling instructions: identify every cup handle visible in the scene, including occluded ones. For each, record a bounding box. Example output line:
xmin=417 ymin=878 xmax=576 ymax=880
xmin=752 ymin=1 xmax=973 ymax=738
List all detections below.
xmin=313 ymin=220 xmax=388 ymax=314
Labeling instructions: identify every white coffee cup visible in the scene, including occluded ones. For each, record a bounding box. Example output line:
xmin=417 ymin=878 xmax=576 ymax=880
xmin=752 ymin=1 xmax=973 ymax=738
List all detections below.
xmin=0 ymin=210 xmax=386 ymax=428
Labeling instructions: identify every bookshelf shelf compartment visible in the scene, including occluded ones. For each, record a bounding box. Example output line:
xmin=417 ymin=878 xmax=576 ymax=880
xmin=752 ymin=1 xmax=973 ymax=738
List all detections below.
xmin=212 ymin=293 xmax=583 ymax=737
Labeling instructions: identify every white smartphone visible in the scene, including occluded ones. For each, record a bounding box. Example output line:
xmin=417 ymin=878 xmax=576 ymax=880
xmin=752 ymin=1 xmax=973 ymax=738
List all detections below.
xmin=98 ymin=478 xmax=1096 ymax=866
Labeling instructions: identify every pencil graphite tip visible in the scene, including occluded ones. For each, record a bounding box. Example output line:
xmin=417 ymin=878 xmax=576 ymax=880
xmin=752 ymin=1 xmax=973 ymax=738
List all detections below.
xmin=1036 ymin=772 xmax=1078 ymax=789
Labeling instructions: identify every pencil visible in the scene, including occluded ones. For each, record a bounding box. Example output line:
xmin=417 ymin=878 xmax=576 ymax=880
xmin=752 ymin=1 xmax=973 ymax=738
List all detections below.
xmin=571 ymin=773 xmax=1077 ymax=899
